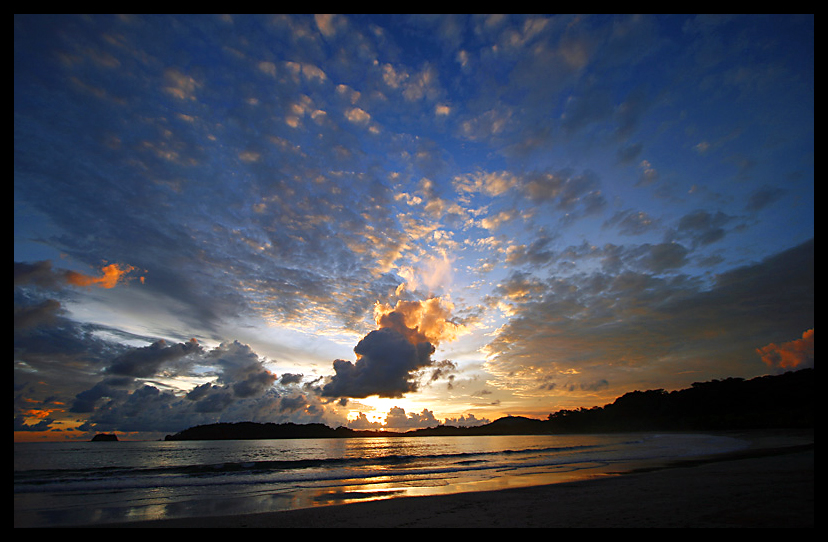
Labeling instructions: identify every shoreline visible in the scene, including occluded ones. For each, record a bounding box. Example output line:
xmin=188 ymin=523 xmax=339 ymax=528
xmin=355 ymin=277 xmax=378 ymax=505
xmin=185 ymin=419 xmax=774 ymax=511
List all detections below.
xmin=80 ymin=429 xmax=813 ymax=528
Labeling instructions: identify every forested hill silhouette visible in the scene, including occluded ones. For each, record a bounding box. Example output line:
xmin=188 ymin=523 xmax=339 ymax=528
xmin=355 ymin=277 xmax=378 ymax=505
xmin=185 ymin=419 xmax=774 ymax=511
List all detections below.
xmin=164 ymin=368 xmax=813 ymax=441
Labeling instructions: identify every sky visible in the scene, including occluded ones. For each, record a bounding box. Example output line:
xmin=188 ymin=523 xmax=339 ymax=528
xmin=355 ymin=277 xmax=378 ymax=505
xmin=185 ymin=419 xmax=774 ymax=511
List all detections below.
xmin=14 ymin=14 xmax=814 ymax=441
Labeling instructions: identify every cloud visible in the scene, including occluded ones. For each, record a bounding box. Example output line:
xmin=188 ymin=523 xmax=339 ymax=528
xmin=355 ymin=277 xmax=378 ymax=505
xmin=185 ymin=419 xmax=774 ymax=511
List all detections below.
xmin=384 ymin=406 xmax=439 ymax=431
xmin=520 ymin=169 xmax=606 ymax=216
xmin=15 ymin=261 xmax=67 ymax=289
xmin=442 ymin=413 xmax=491 ymax=427
xmin=279 ymin=373 xmax=304 ymax=385
xmin=14 ymin=299 xmax=62 ymax=330
xmin=163 ymin=68 xmax=201 ymax=101
xmin=453 ymin=171 xmax=519 ymax=197
xmin=69 ymin=340 xmax=278 ymax=418
xmin=71 ymin=377 xmax=133 ymax=413
xmin=314 ymin=14 xmax=346 ymax=38
xmin=503 ymin=235 xmax=556 ymax=267
xmin=374 ymin=297 xmax=464 ymax=346
xmin=56 ymin=337 xmax=343 ymax=434
xmin=345 ymin=107 xmax=371 ymax=125
xmin=107 ymin=339 xmax=202 ymax=378
xmin=670 ymin=210 xmax=735 ymax=247
xmin=322 ymin=297 xmax=463 ymax=399
xmin=321 ymin=327 xmax=435 ymax=399
xmin=14 ymin=260 xmax=142 ymax=290
xmin=13 ymin=15 xmax=814 ymax=439
xmin=756 ymin=329 xmax=814 ymax=371
xmin=205 ymin=341 xmax=279 ymax=398
xmin=483 ymin=239 xmax=814 ymax=403
xmin=603 ymin=209 xmax=659 ymax=236
xmin=346 ymin=407 xmax=490 ymax=431
xmin=746 ymin=186 xmax=786 ymax=212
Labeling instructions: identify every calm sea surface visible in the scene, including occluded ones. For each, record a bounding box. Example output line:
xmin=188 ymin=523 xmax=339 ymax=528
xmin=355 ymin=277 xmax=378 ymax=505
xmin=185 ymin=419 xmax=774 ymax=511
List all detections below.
xmin=14 ymin=432 xmax=749 ymax=527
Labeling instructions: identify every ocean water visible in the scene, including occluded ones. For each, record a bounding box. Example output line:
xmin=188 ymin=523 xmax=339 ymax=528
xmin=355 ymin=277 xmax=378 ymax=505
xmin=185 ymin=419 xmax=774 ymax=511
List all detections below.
xmin=14 ymin=432 xmax=749 ymax=527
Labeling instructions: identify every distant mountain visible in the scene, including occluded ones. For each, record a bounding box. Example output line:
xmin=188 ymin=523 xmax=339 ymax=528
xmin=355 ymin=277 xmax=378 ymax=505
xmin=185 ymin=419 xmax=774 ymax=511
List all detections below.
xmin=164 ymin=368 xmax=813 ymax=441
xmin=165 ymin=421 xmax=365 ymax=441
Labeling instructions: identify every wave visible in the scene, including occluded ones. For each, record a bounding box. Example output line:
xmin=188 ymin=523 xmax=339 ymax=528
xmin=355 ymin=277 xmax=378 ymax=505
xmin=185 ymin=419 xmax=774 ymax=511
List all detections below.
xmin=14 ymin=440 xmax=611 ymax=494
xmin=16 ymin=433 xmax=743 ymax=499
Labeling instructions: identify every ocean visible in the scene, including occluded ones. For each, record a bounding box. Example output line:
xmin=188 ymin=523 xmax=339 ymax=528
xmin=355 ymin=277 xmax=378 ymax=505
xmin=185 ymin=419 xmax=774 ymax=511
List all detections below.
xmin=14 ymin=432 xmax=749 ymax=528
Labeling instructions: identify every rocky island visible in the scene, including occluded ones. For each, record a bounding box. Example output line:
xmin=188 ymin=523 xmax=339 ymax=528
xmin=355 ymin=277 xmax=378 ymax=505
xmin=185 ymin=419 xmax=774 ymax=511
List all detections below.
xmin=90 ymin=433 xmax=119 ymax=442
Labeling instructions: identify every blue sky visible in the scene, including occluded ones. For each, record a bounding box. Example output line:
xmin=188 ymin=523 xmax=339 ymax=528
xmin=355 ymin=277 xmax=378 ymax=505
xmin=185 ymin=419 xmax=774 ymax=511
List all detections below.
xmin=14 ymin=14 xmax=813 ymax=440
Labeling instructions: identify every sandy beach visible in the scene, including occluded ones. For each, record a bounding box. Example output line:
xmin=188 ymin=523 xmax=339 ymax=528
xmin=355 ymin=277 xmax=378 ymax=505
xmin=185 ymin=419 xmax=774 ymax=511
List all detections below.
xmin=86 ymin=430 xmax=813 ymax=529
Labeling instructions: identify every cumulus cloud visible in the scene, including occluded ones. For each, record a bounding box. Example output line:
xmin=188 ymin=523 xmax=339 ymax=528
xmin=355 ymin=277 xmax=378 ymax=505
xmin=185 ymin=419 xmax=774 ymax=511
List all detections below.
xmin=322 ymin=297 xmax=463 ymax=399
xmin=204 ymin=341 xmax=279 ymax=398
xmin=347 ymin=411 xmax=384 ymax=430
xmin=442 ymin=413 xmax=491 ymax=427
xmin=374 ymin=297 xmax=464 ymax=346
xmin=322 ymin=327 xmax=434 ymax=399
xmin=58 ymin=337 xmax=343 ymax=435
xmin=384 ymin=406 xmax=439 ymax=431
xmin=346 ymin=407 xmax=489 ymax=431
xmin=757 ymin=329 xmax=814 ymax=371
xmin=107 ymin=338 xmax=201 ymax=378
xmin=71 ymin=377 xmax=132 ymax=413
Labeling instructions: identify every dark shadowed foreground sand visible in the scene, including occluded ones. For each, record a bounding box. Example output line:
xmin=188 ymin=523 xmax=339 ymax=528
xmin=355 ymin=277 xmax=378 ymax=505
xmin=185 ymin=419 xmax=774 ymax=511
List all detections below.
xmin=88 ymin=430 xmax=813 ymax=528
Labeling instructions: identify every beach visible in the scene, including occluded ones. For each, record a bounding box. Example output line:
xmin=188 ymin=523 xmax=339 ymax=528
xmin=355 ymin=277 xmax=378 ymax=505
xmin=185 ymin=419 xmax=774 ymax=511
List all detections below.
xmin=87 ymin=430 xmax=813 ymax=528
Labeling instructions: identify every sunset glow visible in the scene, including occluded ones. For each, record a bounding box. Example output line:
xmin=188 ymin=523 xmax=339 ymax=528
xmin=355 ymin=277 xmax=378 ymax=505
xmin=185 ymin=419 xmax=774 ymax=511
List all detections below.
xmin=15 ymin=14 xmax=813 ymax=441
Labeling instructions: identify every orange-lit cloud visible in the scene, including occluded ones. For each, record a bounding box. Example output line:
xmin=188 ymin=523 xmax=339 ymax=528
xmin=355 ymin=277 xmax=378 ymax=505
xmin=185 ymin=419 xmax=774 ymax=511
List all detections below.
xmin=757 ymin=329 xmax=814 ymax=370
xmin=65 ymin=263 xmax=140 ymax=289
xmin=321 ymin=297 xmax=465 ymax=399
xmin=23 ymin=408 xmax=55 ymax=419
xmin=374 ymin=297 xmax=464 ymax=346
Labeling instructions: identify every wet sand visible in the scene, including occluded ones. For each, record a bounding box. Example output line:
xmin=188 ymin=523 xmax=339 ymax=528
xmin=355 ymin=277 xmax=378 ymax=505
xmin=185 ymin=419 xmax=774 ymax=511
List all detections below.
xmin=86 ymin=430 xmax=814 ymax=528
